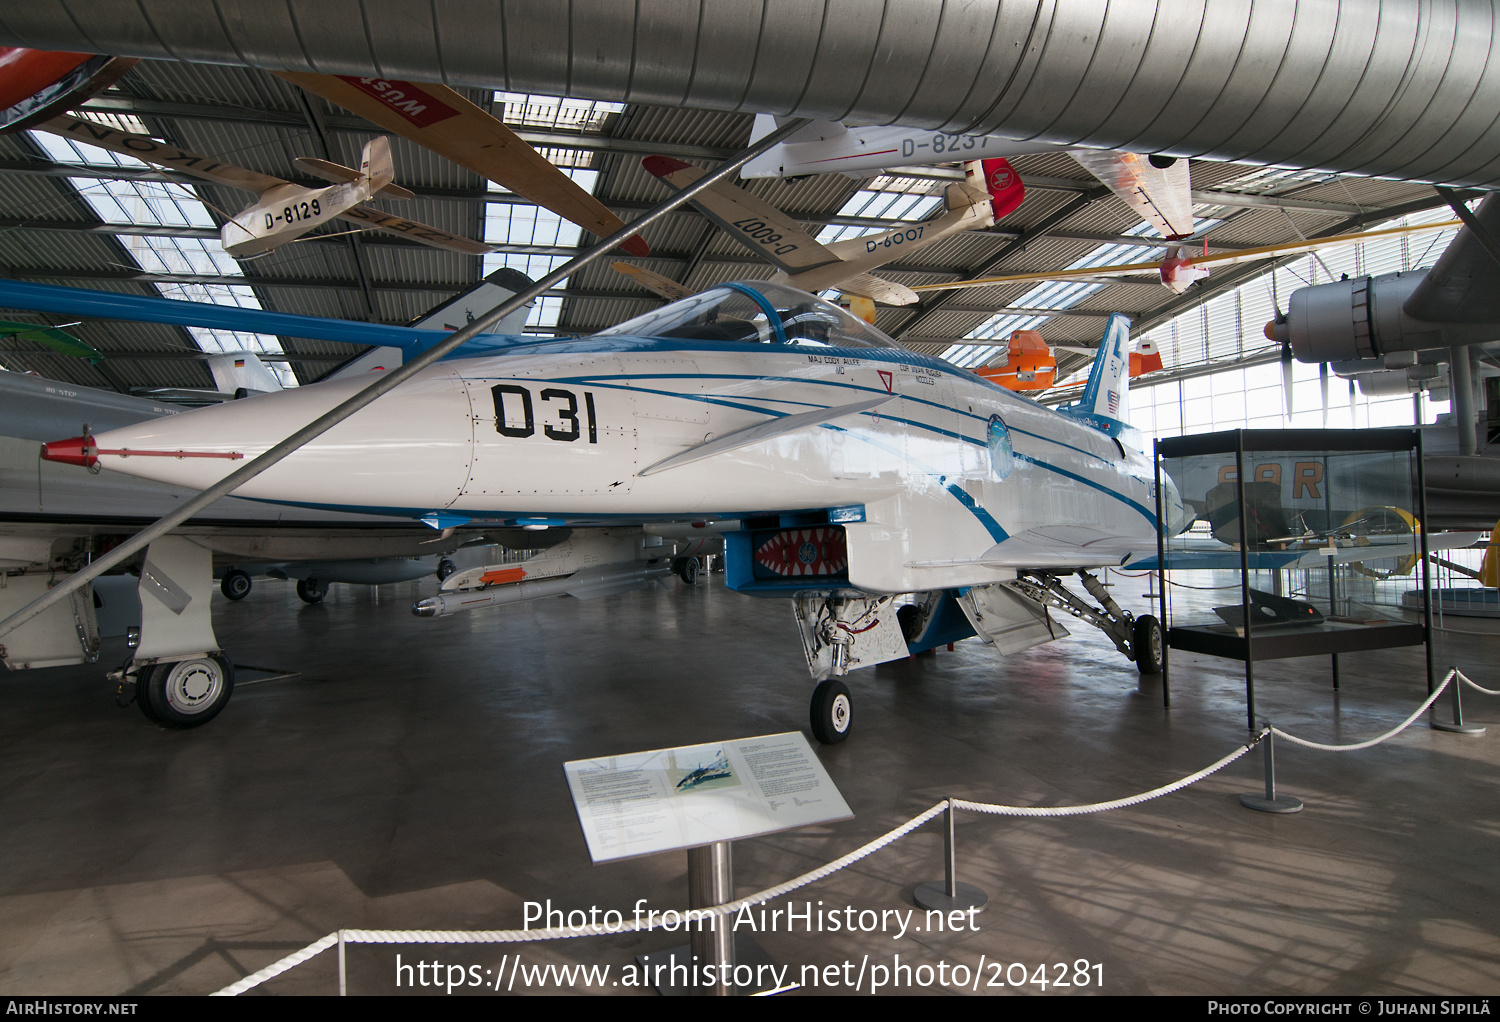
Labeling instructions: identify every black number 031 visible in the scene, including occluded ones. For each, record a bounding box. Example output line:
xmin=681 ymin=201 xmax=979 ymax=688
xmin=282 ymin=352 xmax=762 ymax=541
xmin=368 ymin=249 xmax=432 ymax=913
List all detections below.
xmin=491 ymin=384 xmax=599 ymax=443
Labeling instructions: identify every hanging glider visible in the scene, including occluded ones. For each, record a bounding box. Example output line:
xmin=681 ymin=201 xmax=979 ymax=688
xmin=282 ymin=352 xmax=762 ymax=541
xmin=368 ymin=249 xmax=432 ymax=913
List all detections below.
xmin=741 ymin=116 xmax=1198 ymax=240
xmin=973 ymin=330 xmax=1056 ymax=392
xmin=38 ymin=114 xmax=488 ymax=257
xmin=273 ymin=73 xmax=649 ymax=258
xmin=631 ymin=155 xmax=1024 ymax=305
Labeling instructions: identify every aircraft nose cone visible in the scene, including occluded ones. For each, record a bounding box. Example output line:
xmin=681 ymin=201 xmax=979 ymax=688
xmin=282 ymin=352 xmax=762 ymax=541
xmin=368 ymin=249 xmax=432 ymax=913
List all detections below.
xmin=40 ymin=435 xmax=96 ymax=468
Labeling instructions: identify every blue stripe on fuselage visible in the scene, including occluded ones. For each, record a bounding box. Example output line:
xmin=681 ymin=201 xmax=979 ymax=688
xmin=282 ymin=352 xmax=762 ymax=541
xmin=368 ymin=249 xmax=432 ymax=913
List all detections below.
xmin=460 ymin=365 xmax=1154 ymax=529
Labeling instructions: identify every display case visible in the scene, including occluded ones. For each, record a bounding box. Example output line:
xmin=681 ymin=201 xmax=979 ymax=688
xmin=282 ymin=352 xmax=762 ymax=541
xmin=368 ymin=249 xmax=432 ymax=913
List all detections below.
xmin=1153 ymin=429 xmax=1434 ymax=727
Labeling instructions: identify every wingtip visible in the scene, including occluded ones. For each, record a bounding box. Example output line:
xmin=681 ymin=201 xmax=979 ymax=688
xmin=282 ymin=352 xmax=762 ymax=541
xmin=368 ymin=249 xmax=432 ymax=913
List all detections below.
xmin=621 ymin=234 xmax=651 ymax=258
xmin=642 ymin=155 xmax=692 ymax=178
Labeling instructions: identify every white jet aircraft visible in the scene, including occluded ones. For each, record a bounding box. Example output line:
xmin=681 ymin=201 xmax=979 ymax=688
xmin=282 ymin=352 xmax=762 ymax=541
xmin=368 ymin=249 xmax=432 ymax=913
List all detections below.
xmin=42 ymin=281 xmax=1181 ymax=743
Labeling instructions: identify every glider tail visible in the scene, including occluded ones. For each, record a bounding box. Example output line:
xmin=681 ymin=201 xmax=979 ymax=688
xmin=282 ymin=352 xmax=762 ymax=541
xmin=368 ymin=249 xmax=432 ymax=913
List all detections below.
xmin=359 ymin=135 xmax=396 ymax=195
xmin=963 ymin=157 xmax=1026 ymax=221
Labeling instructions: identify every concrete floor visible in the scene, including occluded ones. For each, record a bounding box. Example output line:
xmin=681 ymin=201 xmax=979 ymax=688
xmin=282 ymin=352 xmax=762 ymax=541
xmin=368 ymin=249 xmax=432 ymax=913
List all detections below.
xmin=1 ymin=571 xmax=1498 ymax=996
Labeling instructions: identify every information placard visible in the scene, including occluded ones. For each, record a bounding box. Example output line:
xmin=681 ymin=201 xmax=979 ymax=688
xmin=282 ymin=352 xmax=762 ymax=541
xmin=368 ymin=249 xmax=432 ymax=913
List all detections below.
xmin=564 ymin=732 xmax=852 ymax=862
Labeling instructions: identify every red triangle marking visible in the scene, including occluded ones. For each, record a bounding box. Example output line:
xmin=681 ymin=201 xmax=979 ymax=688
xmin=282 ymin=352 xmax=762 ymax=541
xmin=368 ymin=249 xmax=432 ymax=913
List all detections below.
xmin=877 ymin=370 xmax=893 ymax=394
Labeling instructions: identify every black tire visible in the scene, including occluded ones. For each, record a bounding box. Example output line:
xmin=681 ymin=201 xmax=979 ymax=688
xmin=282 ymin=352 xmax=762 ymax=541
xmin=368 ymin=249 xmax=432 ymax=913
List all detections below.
xmin=220 ymin=569 xmax=252 ymax=601
xmin=675 ymin=556 xmax=700 ymax=585
xmin=1133 ymin=614 xmax=1164 ymax=675
xmin=138 ymin=655 xmax=234 ymax=729
xmin=436 ymin=558 xmax=457 ymax=582
xmin=134 ymin=670 xmax=164 ymax=725
xmin=296 ymin=578 xmax=326 ymax=604
xmin=809 ymin=679 xmax=853 ymax=745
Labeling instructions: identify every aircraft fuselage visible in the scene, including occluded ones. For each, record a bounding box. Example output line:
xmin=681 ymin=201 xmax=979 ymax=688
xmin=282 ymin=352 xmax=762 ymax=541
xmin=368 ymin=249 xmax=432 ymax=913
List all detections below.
xmin=68 ymin=335 xmax=1162 ymax=594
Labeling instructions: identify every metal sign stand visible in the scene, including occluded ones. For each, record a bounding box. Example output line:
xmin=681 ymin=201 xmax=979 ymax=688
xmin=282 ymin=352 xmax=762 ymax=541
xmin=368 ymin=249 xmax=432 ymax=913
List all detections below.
xmin=635 ymin=841 xmax=779 ymax=995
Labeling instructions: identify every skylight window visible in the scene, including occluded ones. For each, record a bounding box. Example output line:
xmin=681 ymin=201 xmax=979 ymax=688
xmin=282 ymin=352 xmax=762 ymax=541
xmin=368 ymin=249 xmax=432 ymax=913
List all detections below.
xmin=1211 ymin=166 xmax=1342 ymax=194
xmin=495 ymin=92 xmax=624 ymax=133
xmin=484 ymin=167 xmax=601 ymax=332
xmin=816 ymin=180 xmax=943 ymax=245
xmin=28 ymin=128 xmax=299 ymax=386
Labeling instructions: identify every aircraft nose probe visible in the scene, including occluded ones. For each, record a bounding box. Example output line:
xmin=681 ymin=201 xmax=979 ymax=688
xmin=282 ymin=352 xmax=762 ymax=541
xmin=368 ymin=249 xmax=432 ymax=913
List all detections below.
xmin=41 ymin=435 xmax=245 ymax=468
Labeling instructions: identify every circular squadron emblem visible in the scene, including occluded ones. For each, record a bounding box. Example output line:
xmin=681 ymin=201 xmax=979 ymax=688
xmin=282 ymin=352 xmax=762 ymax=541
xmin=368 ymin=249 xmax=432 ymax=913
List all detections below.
xmin=987 ymin=414 xmax=1014 ymax=480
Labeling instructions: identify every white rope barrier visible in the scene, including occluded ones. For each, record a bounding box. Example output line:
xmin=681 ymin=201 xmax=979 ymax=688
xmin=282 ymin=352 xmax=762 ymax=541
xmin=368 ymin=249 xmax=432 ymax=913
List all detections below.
xmin=953 ymin=740 xmax=1260 ymax=817
xmin=1269 ymin=668 xmax=1494 ymax=751
xmin=1460 ymin=671 xmax=1500 ymax=696
xmin=213 ymin=668 xmax=1493 ymax=995
xmin=211 ymin=932 xmax=340 ymax=997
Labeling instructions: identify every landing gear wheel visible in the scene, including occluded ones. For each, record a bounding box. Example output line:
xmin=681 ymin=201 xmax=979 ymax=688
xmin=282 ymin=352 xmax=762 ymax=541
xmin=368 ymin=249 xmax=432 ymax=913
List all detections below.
xmin=1133 ymin=614 xmax=1164 ymax=675
xmin=810 ymin=679 xmax=853 ymax=745
xmin=133 ymin=671 xmax=163 ymax=725
xmin=138 ymin=655 xmax=234 ymax=728
xmin=436 ymin=558 xmax=457 ymax=582
xmin=296 ymin=578 xmax=326 ymax=604
xmin=220 ymin=569 xmax=252 ymax=601
xmin=675 ymin=556 xmax=700 ymax=585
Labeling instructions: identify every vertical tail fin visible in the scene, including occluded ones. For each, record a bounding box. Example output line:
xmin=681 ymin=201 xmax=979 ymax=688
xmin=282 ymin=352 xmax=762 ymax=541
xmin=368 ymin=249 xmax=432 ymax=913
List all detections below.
xmin=963 ymin=158 xmax=1025 ymax=221
xmin=206 ymin=351 xmax=283 ymax=395
xmin=1060 ymin=313 xmax=1133 ymax=437
xmin=359 ymin=135 xmax=395 ymax=194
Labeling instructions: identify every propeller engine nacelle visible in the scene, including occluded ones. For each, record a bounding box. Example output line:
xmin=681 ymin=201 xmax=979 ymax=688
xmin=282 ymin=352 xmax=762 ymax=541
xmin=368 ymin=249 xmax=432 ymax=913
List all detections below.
xmin=1267 ymin=270 xmax=1500 ymax=363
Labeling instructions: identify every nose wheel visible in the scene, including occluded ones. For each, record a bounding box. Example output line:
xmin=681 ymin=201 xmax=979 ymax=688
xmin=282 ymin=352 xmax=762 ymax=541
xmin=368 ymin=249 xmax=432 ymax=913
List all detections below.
xmin=810 ymin=679 xmax=852 ymax=745
xmin=220 ymin=569 xmax=252 ymax=601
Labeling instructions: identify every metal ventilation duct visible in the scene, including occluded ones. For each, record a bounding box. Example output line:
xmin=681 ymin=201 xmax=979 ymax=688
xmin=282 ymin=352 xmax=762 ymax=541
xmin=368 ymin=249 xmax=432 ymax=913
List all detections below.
xmin=4 ymin=0 xmax=1500 ymax=186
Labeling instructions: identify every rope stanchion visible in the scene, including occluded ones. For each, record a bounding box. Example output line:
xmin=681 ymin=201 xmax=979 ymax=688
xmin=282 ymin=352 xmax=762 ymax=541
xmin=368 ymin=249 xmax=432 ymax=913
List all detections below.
xmin=1434 ymin=669 xmax=1487 ymax=734
xmin=1240 ymin=726 xmax=1304 ymax=813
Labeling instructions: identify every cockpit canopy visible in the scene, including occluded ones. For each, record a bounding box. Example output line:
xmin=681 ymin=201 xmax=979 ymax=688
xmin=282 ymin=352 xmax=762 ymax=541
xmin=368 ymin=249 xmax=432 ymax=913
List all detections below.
xmin=596 ymin=281 xmax=897 ymax=349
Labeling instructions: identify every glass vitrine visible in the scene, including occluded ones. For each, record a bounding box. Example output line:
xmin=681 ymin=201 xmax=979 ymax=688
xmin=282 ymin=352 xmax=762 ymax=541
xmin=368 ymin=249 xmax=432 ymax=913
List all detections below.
xmin=1153 ymin=429 xmax=1433 ymax=728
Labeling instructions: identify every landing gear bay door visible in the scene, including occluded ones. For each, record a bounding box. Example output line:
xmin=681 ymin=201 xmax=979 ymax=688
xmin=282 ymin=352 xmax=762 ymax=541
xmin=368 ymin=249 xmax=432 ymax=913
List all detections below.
xmin=957 ymin=583 xmax=1067 ymax=655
